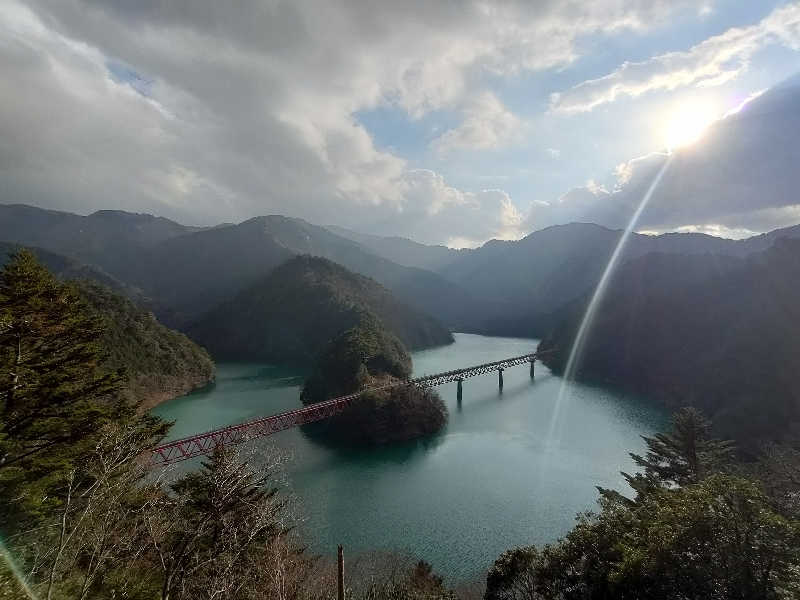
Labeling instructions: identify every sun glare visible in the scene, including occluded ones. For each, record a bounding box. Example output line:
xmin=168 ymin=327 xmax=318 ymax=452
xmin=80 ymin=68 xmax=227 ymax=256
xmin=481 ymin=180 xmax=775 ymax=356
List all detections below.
xmin=662 ymin=100 xmax=718 ymax=151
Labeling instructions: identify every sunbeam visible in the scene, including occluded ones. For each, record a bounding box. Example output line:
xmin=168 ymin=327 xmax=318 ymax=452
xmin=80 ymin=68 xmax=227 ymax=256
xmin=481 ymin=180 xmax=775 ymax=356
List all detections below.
xmin=545 ymin=153 xmax=675 ymax=448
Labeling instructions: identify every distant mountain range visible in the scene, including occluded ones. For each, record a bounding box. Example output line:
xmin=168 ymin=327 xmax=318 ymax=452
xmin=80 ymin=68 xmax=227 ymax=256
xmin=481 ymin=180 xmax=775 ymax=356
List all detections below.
xmin=436 ymin=221 xmax=800 ymax=337
xmin=4 ymin=202 xmax=800 ymax=346
xmin=188 ymin=256 xmax=453 ymax=363
xmin=0 ymin=205 xmax=484 ymax=331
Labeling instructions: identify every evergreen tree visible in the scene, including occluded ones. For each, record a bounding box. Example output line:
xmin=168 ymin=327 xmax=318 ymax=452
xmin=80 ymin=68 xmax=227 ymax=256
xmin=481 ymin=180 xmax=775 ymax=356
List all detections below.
xmin=0 ymin=250 xmax=124 ymax=528
xmin=146 ymin=447 xmax=292 ymax=600
xmin=627 ymin=406 xmax=735 ymax=488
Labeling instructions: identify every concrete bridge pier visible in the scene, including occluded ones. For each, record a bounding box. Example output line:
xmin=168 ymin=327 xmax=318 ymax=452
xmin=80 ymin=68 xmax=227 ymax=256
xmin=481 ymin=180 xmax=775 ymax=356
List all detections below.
xmin=498 ymin=368 xmax=504 ymax=392
xmin=456 ymin=378 xmax=463 ymax=403
xmin=530 ymin=358 xmax=535 ymax=379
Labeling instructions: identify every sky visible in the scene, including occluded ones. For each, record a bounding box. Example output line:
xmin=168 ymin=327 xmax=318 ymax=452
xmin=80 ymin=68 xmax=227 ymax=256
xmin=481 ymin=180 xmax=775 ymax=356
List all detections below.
xmin=1 ymin=1 xmax=799 ymax=247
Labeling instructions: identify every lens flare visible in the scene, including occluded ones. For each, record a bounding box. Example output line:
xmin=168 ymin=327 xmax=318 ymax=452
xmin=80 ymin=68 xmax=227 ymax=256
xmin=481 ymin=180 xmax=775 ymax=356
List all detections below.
xmin=545 ymin=153 xmax=674 ymax=446
xmin=1 ymin=538 xmax=38 ymax=599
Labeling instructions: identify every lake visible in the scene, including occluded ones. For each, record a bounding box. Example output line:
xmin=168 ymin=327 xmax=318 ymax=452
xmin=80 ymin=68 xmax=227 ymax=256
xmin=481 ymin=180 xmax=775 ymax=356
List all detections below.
xmin=152 ymin=333 xmax=666 ymax=583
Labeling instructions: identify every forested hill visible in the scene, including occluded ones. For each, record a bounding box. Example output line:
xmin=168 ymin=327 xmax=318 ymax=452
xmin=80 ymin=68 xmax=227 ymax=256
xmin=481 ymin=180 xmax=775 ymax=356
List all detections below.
xmin=300 ymin=312 xmax=448 ymax=445
xmin=539 ymin=238 xmax=800 ymax=447
xmin=77 ymin=281 xmax=215 ymax=410
xmin=188 ymin=255 xmax=454 ymax=363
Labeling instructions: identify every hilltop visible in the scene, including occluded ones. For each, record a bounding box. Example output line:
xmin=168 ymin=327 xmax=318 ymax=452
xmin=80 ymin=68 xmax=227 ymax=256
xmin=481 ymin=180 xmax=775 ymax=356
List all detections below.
xmin=188 ymin=255 xmax=453 ymax=363
xmin=301 ymin=312 xmax=447 ymax=445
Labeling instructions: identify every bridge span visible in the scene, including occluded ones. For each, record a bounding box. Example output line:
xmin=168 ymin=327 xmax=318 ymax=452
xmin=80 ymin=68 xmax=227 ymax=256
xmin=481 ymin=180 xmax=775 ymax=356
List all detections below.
xmin=151 ymin=351 xmax=541 ymax=465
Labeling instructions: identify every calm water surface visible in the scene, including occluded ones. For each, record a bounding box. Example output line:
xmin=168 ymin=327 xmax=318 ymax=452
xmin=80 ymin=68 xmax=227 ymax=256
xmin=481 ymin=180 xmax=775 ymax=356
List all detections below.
xmin=153 ymin=333 xmax=665 ymax=582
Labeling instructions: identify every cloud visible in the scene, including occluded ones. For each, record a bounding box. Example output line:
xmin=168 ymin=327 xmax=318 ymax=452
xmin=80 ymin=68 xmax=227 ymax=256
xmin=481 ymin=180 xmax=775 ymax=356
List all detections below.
xmin=551 ymin=3 xmax=800 ymax=113
xmin=0 ymin=0 xmax=694 ymax=246
xmin=432 ymin=92 xmax=522 ymax=154
xmin=529 ymin=75 xmax=800 ymax=236
xmin=392 ymin=170 xmax=525 ymax=246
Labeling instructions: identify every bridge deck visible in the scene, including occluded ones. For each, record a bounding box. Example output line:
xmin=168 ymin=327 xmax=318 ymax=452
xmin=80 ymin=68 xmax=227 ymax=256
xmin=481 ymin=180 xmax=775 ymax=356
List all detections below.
xmin=150 ymin=351 xmax=539 ymax=465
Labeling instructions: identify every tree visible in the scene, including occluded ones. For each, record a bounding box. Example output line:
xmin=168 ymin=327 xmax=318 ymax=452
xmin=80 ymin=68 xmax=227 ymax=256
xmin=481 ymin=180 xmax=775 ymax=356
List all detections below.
xmin=612 ymin=475 xmax=800 ymax=599
xmin=13 ymin=423 xmax=166 ymax=600
xmin=756 ymin=439 xmax=800 ymax=520
xmin=627 ymin=407 xmax=734 ymax=488
xmin=145 ymin=447 xmax=294 ymax=600
xmin=0 ymin=250 xmax=126 ymax=529
xmin=485 ymin=547 xmax=545 ymax=600
xmin=487 ymin=411 xmax=800 ymax=600
xmin=301 ymin=311 xmax=411 ymax=405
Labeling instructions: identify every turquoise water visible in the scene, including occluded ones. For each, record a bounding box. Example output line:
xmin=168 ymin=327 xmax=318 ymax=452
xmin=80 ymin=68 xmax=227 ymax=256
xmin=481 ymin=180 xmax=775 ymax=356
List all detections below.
xmin=153 ymin=333 xmax=665 ymax=583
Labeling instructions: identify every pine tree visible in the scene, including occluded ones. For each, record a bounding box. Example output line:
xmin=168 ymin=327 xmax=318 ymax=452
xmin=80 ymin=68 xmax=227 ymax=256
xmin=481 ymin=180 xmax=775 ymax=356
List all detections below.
xmin=627 ymin=406 xmax=735 ymax=488
xmin=0 ymin=250 xmax=124 ymax=527
xmin=147 ymin=447 xmax=291 ymax=600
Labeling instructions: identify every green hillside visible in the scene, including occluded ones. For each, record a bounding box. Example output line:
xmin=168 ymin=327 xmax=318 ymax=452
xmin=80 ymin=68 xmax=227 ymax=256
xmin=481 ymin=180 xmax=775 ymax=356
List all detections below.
xmin=77 ymin=281 xmax=215 ymax=409
xmin=301 ymin=312 xmax=447 ymax=445
xmin=188 ymin=255 xmax=453 ymax=363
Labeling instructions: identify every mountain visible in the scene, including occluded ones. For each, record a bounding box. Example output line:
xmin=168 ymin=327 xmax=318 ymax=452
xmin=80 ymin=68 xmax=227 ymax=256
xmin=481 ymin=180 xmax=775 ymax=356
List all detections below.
xmin=0 ymin=241 xmax=147 ymax=304
xmin=326 ymin=225 xmax=465 ymax=271
xmin=0 ymin=204 xmax=199 ymax=282
xmin=77 ymin=281 xmax=215 ymax=410
xmin=0 ymin=205 xmax=484 ymax=331
xmin=439 ymin=222 xmax=800 ymax=337
xmin=188 ymin=255 xmax=453 ymax=362
xmin=136 ymin=214 xmax=484 ymax=329
xmin=538 ymin=238 xmax=800 ymax=447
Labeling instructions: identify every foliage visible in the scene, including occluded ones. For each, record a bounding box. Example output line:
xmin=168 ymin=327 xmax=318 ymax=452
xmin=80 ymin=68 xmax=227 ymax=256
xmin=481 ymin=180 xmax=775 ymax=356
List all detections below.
xmin=485 ymin=410 xmax=800 ymax=600
xmin=0 ymin=250 xmax=127 ymax=528
xmin=601 ymin=406 xmax=736 ymax=503
xmin=9 ymin=423 xmax=166 ymax=600
xmin=77 ymin=280 xmax=215 ymax=408
xmin=301 ymin=311 xmax=412 ymax=405
xmin=300 ymin=312 xmax=447 ymax=445
xmin=146 ymin=447 xmax=295 ymax=600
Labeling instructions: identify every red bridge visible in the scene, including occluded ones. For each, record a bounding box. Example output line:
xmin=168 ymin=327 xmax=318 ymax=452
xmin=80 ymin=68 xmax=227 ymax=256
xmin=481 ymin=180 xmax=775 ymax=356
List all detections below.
xmin=150 ymin=351 xmax=540 ymax=465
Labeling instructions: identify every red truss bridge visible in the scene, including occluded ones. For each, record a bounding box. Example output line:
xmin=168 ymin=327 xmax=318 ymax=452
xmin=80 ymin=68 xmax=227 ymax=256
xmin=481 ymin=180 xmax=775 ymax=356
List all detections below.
xmin=150 ymin=351 xmax=542 ymax=466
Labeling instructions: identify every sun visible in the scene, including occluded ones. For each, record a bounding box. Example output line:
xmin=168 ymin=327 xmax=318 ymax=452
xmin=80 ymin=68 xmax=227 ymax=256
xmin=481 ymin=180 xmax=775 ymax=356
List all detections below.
xmin=662 ymin=99 xmax=718 ymax=151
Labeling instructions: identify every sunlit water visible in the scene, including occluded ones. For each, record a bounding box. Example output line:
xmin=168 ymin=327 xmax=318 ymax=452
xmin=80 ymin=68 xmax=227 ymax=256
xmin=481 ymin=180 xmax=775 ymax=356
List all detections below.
xmin=153 ymin=333 xmax=665 ymax=583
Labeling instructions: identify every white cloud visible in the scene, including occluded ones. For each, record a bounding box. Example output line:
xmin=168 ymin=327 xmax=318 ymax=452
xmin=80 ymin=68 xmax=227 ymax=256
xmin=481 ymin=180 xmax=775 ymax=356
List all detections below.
xmin=432 ymin=92 xmax=523 ymax=154
xmin=528 ymin=73 xmax=800 ymax=237
xmin=0 ymin=0 xmax=695 ymax=245
xmin=546 ymin=148 xmax=561 ymax=158
xmin=551 ymin=3 xmax=800 ymax=113
xmin=393 ymin=170 xmax=525 ymax=246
